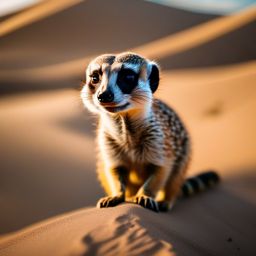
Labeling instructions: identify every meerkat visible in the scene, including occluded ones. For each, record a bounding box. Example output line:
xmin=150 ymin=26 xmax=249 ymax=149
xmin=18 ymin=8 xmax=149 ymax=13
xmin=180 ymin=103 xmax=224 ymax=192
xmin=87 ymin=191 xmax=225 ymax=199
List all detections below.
xmin=81 ymin=52 xmax=219 ymax=212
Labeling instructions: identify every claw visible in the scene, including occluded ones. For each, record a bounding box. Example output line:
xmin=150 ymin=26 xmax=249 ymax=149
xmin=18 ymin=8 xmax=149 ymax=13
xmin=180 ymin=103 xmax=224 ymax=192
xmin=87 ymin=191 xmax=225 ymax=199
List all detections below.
xmin=133 ymin=195 xmax=159 ymax=212
xmin=97 ymin=195 xmax=124 ymax=208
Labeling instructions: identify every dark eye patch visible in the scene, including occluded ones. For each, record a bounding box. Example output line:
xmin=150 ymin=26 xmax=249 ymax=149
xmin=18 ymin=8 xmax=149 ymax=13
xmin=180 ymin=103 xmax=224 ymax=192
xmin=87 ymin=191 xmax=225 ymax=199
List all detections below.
xmin=117 ymin=68 xmax=138 ymax=94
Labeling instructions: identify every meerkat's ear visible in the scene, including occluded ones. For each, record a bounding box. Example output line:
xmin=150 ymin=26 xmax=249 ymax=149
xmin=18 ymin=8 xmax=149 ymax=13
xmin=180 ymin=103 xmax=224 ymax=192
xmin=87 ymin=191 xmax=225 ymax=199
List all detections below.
xmin=148 ymin=62 xmax=160 ymax=93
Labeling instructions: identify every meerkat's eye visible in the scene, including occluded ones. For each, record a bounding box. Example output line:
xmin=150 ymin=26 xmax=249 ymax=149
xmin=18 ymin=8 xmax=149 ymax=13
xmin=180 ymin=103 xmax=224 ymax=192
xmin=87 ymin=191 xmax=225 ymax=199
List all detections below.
xmin=90 ymin=73 xmax=100 ymax=85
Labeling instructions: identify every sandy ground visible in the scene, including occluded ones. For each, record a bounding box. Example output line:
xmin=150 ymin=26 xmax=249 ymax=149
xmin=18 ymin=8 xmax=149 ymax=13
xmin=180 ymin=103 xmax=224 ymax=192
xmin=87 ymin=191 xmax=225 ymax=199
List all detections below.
xmin=0 ymin=202 xmax=255 ymax=256
xmin=0 ymin=1 xmax=256 ymax=255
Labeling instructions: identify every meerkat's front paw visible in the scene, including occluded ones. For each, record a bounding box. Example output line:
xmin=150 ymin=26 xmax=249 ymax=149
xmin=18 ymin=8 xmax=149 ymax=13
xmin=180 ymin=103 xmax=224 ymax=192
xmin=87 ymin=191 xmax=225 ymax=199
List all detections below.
xmin=97 ymin=195 xmax=124 ymax=208
xmin=132 ymin=195 xmax=159 ymax=212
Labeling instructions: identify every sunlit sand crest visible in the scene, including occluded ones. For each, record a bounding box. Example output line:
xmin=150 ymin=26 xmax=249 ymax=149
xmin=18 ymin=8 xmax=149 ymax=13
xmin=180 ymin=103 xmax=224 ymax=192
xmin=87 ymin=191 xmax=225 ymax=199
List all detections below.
xmin=0 ymin=6 xmax=255 ymax=81
xmin=0 ymin=0 xmax=83 ymax=37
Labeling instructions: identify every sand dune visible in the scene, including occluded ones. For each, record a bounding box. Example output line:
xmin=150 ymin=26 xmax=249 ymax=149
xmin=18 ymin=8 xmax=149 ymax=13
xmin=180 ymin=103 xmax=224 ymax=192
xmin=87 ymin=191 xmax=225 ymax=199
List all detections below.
xmin=0 ymin=0 xmax=216 ymax=69
xmin=0 ymin=205 xmax=174 ymax=256
xmin=134 ymin=6 xmax=256 ymax=59
xmin=0 ymin=198 xmax=255 ymax=256
xmin=0 ymin=6 xmax=255 ymax=83
xmin=0 ymin=1 xmax=256 ymax=255
xmin=0 ymin=0 xmax=82 ymax=37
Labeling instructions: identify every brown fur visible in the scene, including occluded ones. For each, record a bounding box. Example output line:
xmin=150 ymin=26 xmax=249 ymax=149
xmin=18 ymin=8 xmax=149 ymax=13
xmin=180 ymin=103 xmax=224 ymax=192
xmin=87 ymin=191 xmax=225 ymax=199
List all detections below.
xmin=81 ymin=52 xmax=191 ymax=212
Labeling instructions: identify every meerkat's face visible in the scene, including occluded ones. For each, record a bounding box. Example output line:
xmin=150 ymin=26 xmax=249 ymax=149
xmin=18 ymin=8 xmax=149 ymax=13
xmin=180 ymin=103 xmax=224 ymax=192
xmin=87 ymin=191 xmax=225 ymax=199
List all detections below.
xmin=81 ymin=52 xmax=159 ymax=115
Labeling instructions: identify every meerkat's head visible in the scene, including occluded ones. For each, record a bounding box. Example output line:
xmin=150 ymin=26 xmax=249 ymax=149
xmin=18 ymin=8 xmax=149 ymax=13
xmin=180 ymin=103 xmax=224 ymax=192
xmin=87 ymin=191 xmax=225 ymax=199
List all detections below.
xmin=81 ymin=52 xmax=160 ymax=116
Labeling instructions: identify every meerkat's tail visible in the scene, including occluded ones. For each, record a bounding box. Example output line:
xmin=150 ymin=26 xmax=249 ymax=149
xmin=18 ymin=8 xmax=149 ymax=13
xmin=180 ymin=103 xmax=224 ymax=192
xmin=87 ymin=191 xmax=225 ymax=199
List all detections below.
xmin=180 ymin=171 xmax=220 ymax=198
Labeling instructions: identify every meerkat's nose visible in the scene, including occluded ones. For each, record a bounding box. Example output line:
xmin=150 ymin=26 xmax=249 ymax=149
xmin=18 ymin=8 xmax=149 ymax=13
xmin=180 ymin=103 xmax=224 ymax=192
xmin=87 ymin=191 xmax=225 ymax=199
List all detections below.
xmin=97 ymin=90 xmax=114 ymax=103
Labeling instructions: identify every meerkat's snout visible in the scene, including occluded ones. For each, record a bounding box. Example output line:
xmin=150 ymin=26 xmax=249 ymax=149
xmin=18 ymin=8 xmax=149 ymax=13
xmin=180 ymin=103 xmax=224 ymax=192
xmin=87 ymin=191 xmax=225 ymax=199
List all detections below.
xmin=97 ymin=90 xmax=114 ymax=104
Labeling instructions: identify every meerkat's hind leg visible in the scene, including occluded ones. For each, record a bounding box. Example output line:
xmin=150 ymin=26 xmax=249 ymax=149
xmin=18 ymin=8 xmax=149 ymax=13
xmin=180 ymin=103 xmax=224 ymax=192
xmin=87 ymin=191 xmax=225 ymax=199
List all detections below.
xmin=156 ymin=169 xmax=186 ymax=212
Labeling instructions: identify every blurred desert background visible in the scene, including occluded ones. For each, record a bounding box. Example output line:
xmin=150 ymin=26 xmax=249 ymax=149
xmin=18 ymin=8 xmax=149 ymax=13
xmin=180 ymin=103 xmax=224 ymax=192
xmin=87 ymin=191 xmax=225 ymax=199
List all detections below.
xmin=0 ymin=0 xmax=256 ymax=255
